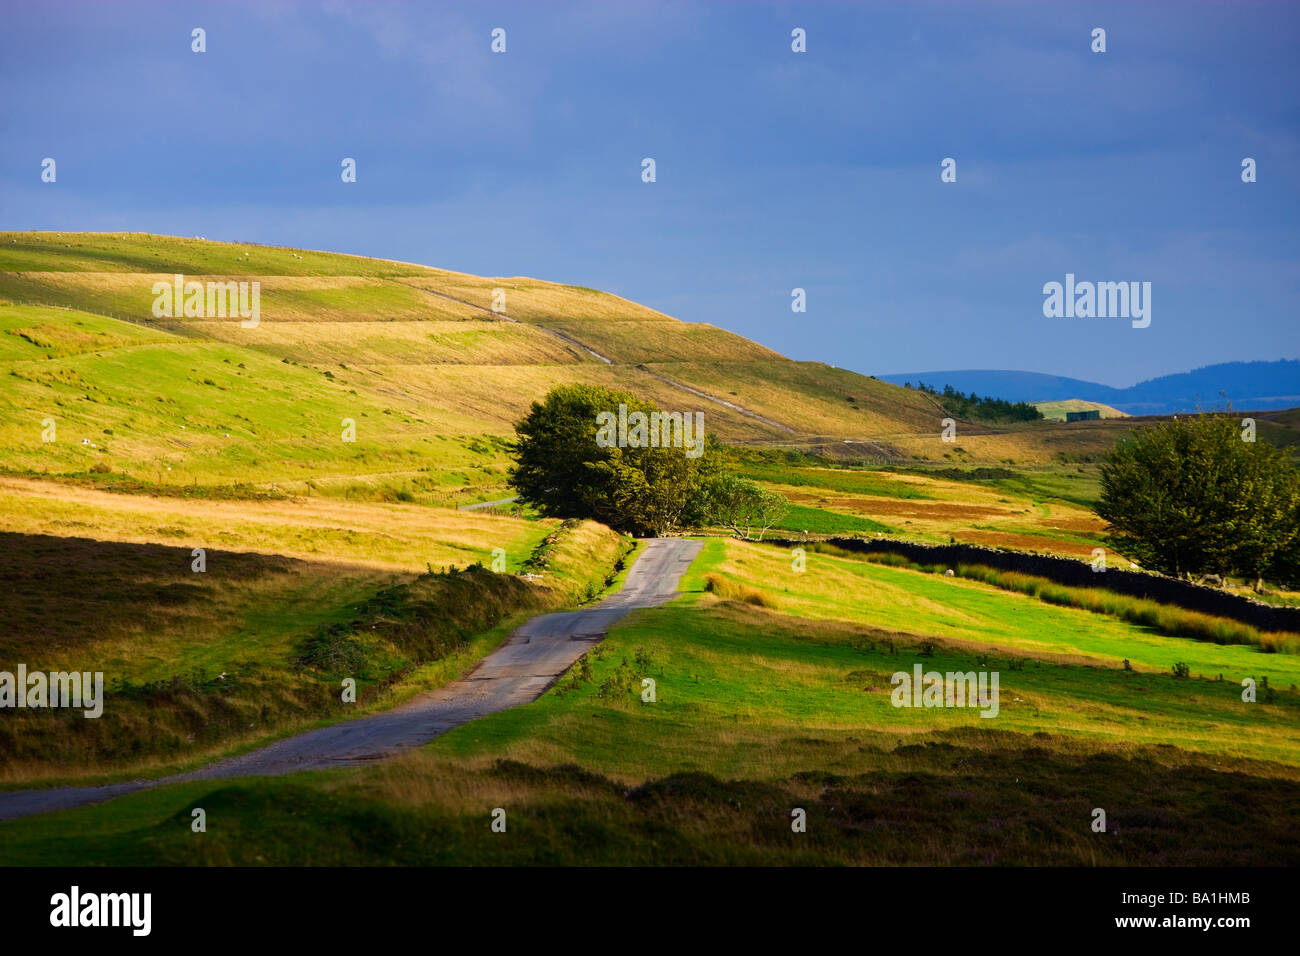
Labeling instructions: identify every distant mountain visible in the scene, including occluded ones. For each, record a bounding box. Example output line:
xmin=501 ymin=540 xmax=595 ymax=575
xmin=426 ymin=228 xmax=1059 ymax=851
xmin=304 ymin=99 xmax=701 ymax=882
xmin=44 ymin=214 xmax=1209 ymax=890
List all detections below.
xmin=877 ymin=360 xmax=1300 ymax=416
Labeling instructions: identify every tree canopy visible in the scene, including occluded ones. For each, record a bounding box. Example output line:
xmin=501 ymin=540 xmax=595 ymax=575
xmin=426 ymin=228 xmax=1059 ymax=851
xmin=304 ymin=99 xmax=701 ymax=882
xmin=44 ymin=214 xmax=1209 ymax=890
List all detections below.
xmin=508 ymin=384 xmax=718 ymax=537
xmin=1096 ymin=413 xmax=1300 ymax=584
xmin=909 ymin=381 xmax=1043 ymax=422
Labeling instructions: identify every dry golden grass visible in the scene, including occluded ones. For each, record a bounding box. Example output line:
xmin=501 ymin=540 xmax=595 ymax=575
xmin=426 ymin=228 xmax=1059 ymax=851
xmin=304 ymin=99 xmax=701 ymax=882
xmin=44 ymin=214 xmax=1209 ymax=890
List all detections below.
xmin=884 ymin=418 xmax=1138 ymax=464
xmin=766 ymin=468 xmax=1110 ymax=556
xmin=0 ymin=475 xmax=550 ymax=572
xmin=538 ymin=317 xmax=780 ymax=364
xmin=365 ymin=362 xmax=781 ymax=438
xmin=645 ymin=359 xmax=944 ymax=436
xmin=186 ymin=318 xmax=582 ymax=366
xmin=0 ymin=514 xmax=625 ymax=786
xmin=393 ymin=274 xmax=676 ymax=324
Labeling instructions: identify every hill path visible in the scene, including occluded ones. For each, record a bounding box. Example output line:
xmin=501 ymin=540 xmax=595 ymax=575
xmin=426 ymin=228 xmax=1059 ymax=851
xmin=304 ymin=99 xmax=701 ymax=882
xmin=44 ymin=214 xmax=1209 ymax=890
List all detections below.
xmin=409 ymin=286 xmax=616 ymax=363
xmin=0 ymin=538 xmax=702 ymax=823
xmin=407 ymin=285 xmax=799 ymax=432
xmin=633 ymin=365 xmax=796 ymax=432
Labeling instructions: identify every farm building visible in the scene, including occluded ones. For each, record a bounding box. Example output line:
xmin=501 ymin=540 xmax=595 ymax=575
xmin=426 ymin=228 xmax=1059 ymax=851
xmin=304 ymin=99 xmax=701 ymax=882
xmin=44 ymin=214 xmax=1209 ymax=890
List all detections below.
xmin=1065 ymin=409 xmax=1101 ymax=422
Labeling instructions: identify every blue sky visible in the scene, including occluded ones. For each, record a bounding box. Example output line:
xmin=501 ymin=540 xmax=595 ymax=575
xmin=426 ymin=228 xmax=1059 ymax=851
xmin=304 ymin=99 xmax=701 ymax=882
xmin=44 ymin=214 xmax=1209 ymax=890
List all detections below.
xmin=1 ymin=0 xmax=1296 ymax=387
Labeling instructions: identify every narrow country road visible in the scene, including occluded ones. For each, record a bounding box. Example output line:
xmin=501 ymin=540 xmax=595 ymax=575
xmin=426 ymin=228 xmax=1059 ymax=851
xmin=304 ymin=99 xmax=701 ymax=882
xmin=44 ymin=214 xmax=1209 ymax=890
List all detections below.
xmin=0 ymin=538 xmax=703 ymax=823
xmin=458 ymin=495 xmax=520 ymax=510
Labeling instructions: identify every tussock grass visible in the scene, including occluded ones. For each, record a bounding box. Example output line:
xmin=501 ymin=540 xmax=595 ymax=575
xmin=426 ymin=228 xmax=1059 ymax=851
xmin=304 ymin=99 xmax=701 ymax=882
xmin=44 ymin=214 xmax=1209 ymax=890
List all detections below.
xmin=704 ymin=572 xmax=776 ymax=608
xmin=3 ymin=742 xmax=1298 ymax=865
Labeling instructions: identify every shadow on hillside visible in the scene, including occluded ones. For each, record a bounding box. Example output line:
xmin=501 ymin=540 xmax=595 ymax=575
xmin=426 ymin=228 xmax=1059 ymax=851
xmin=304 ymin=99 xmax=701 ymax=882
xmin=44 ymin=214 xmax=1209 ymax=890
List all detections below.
xmin=0 ymin=531 xmax=307 ymax=652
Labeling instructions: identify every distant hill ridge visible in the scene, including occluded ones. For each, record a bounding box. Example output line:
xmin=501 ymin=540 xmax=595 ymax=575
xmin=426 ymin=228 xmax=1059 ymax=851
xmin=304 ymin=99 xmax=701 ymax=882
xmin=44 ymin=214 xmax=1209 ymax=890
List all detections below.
xmin=878 ymin=361 xmax=1300 ymax=415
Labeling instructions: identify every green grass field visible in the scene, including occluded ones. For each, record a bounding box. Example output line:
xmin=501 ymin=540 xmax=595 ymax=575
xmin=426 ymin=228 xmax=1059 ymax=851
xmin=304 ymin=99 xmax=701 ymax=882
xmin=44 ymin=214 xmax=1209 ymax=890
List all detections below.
xmin=3 ymin=536 xmax=1296 ymax=865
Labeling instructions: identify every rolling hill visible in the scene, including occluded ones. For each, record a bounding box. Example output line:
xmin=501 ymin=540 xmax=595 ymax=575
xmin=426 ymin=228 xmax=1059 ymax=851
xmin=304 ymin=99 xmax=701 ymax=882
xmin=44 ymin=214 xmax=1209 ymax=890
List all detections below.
xmin=0 ymin=231 xmax=1134 ymax=504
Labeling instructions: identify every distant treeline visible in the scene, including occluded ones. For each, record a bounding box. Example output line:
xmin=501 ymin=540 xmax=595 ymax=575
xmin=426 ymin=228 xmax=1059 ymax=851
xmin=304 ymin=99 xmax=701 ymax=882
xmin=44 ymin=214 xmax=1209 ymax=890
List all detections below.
xmin=906 ymin=381 xmax=1044 ymax=422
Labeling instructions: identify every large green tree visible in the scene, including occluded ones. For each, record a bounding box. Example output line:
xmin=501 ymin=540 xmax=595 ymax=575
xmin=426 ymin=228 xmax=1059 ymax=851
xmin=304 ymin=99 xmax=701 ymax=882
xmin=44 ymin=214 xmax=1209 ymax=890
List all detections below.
xmin=508 ymin=384 xmax=715 ymax=537
xmin=1096 ymin=413 xmax=1300 ymax=585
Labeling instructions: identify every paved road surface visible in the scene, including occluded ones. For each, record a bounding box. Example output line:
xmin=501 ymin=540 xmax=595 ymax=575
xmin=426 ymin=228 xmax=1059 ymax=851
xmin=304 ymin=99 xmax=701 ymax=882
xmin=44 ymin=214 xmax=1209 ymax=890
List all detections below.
xmin=458 ymin=496 xmax=520 ymax=511
xmin=0 ymin=537 xmax=702 ymax=823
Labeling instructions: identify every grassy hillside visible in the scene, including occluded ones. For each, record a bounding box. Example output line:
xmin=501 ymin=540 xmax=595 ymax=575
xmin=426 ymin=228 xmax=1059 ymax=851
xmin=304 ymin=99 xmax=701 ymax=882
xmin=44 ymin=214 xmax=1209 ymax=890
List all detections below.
xmin=0 ymin=231 xmax=1149 ymax=512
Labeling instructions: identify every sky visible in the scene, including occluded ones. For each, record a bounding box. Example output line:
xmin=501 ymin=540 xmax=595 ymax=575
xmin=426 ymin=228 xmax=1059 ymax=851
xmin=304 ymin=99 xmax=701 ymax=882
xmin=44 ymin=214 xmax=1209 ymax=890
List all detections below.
xmin=1 ymin=0 xmax=1297 ymax=388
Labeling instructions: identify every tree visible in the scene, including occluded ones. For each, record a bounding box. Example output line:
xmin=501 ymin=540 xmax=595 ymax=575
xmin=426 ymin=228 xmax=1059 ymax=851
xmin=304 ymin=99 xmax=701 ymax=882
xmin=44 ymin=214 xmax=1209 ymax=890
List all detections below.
xmin=1096 ymin=412 xmax=1300 ymax=585
xmin=678 ymin=432 xmax=729 ymax=526
xmin=910 ymin=381 xmax=1041 ymax=422
xmin=1267 ymin=535 xmax=1300 ymax=589
xmin=699 ymin=474 xmax=789 ymax=541
xmin=508 ymin=384 xmax=714 ymax=537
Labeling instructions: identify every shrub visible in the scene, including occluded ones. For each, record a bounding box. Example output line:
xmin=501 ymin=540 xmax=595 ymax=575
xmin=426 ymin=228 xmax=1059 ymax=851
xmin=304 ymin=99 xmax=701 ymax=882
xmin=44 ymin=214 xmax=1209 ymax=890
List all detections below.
xmin=596 ymin=656 xmax=641 ymax=700
xmin=704 ymin=573 xmax=776 ymax=608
